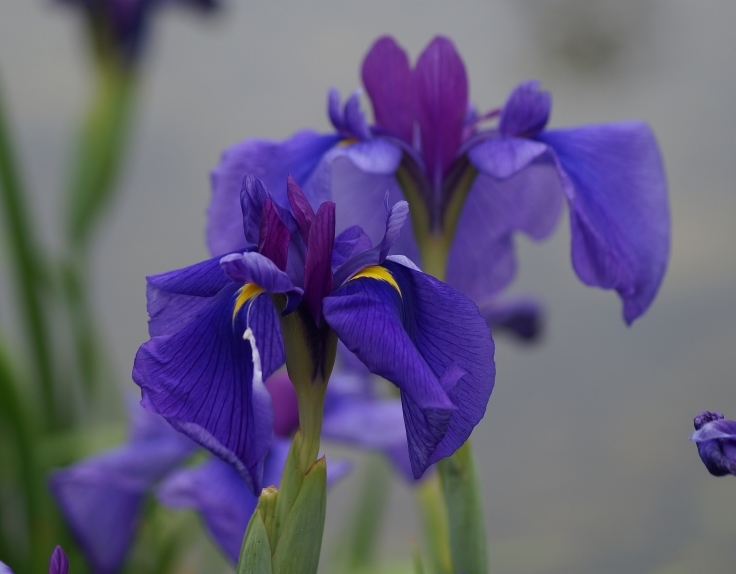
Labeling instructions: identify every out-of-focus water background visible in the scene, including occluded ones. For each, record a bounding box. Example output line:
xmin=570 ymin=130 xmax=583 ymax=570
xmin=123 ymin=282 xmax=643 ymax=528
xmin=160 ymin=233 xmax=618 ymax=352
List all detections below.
xmin=2 ymin=1 xmax=735 ymax=572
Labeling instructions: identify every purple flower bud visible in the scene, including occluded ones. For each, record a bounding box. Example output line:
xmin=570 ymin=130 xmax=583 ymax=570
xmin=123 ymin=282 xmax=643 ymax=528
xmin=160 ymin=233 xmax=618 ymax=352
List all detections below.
xmin=691 ymin=411 xmax=736 ymax=476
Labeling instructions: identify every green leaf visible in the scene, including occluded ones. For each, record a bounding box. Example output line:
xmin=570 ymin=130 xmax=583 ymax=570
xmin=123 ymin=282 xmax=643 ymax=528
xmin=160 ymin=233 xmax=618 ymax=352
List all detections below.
xmin=237 ymin=507 xmax=273 ymax=574
xmin=438 ymin=440 xmax=488 ymax=574
xmin=272 ymin=457 xmax=327 ymax=574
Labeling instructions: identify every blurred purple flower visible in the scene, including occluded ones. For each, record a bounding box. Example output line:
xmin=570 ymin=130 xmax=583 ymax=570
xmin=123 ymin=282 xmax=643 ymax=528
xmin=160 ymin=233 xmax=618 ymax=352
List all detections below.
xmin=691 ymin=411 xmax=736 ymax=476
xmin=208 ymin=35 xmax=669 ymax=325
xmin=0 ymin=547 xmax=69 ymax=574
xmin=134 ymin=175 xmax=495 ymax=483
xmin=49 ymin=405 xmax=195 ymax=574
xmin=55 ymin=0 xmax=218 ymax=63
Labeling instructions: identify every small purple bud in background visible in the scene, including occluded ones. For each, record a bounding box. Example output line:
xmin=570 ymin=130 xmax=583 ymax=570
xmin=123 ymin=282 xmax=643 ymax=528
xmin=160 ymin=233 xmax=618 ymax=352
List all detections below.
xmin=49 ymin=546 xmax=69 ymax=574
xmin=691 ymin=410 xmax=736 ymax=476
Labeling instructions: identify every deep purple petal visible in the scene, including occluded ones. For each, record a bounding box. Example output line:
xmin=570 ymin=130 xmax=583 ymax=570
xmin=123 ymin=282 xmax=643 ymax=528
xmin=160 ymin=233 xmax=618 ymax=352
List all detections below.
xmin=468 ymin=137 xmax=548 ymax=179
xmin=133 ymin=284 xmax=277 ymax=492
xmin=146 ymin=255 xmax=233 ymax=337
xmin=287 ymin=175 xmax=316 ymax=245
xmin=694 ymin=439 xmax=736 ymax=476
xmin=538 ymin=122 xmax=669 ymax=324
xmin=691 ymin=418 xmax=736 ymax=442
xmin=480 ymin=297 xmax=543 ymax=342
xmin=323 ymin=261 xmax=494 ymax=477
xmin=208 ymin=131 xmax=339 ymax=256
xmin=361 ymin=36 xmax=414 ymax=143
xmin=446 ymin=164 xmax=563 ymax=302
xmin=48 ymin=547 xmax=69 ymax=574
xmin=49 ymin=437 xmax=193 ymax=574
xmin=499 ymin=80 xmax=551 ymax=138
xmin=333 ymin=200 xmax=410 ymax=287
xmin=303 ymin=202 xmax=336 ymax=322
xmin=414 ymin=36 xmax=468 ymax=186
xmin=258 ymin=199 xmax=291 ymax=271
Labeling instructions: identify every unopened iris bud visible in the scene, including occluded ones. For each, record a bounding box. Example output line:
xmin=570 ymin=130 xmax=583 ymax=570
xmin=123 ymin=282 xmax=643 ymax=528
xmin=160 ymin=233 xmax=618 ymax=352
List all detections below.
xmin=691 ymin=410 xmax=736 ymax=476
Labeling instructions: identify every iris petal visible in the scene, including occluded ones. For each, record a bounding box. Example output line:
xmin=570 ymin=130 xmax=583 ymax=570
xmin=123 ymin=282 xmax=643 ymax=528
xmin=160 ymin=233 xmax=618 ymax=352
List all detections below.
xmin=323 ymin=261 xmax=494 ymax=477
xmin=208 ymin=131 xmax=339 ymax=256
xmin=538 ymin=122 xmax=669 ymax=324
xmin=361 ymin=36 xmax=414 ymax=143
xmin=133 ymin=284 xmax=278 ymax=491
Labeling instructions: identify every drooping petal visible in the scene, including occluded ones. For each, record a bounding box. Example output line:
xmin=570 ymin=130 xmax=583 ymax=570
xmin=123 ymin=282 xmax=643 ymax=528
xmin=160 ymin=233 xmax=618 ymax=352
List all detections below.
xmin=690 ymin=416 xmax=736 ymax=477
xmin=480 ymin=297 xmax=543 ymax=342
xmin=446 ymin=164 xmax=563 ymax=303
xmin=499 ymin=80 xmax=551 ymax=138
xmin=323 ymin=261 xmax=494 ymax=477
xmin=133 ymin=284 xmax=277 ymax=492
xmin=208 ymin=131 xmax=339 ymax=256
xmin=303 ymin=202 xmax=336 ymax=322
xmin=324 ymin=137 xmax=403 ymax=176
xmin=49 ymin=434 xmax=193 ymax=574
xmin=414 ymin=36 xmax=468 ymax=186
xmin=538 ymin=122 xmax=669 ymax=324
xmin=146 ymin=255 xmax=233 ymax=337
xmin=48 ymin=547 xmax=69 ymax=574
xmin=361 ymin=36 xmax=414 ymax=143
xmin=0 ymin=561 xmax=11 ymax=574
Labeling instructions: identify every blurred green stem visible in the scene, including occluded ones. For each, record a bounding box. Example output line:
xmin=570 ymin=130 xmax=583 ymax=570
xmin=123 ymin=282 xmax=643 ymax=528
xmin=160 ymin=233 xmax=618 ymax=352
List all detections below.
xmin=61 ymin=61 xmax=137 ymax=397
xmin=0 ymin=75 xmax=58 ymax=429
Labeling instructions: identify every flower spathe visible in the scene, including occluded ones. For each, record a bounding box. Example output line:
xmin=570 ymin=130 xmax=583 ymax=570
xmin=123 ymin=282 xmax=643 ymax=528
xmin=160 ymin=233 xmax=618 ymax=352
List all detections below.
xmin=207 ymin=36 xmax=669 ymax=324
xmin=134 ymin=175 xmax=495 ymax=484
xmin=691 ymin=411 xmax=736 ymax=476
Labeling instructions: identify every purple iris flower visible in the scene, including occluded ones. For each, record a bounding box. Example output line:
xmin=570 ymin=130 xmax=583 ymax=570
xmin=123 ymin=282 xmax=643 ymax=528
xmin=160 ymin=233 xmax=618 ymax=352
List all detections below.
xmin=691 ymin=411 xmax=736 ymax=476
xmin=134 ymin=174 xmax=495 ymax=484
xmin=49 ymin=404 xmax=196 ymax=574
xmin=0 ymin=547 xmax=69 ymax=574
xmin=55 ymin=0 xmax=218 ymax=63
xmin=208 ymin=35 xmax=669 ymax=325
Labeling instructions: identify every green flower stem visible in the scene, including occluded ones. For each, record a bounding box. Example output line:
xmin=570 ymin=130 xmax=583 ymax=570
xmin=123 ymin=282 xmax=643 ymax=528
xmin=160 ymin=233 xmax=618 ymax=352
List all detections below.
xmin=416 ymin=476 xmax=452 ymax=574
xmin=0 ymin=75 xmax=58 ymax=429
xmin=65 ymin=61 xmax=136 ymax=249
xmin=335 ymin=455 xmax=392 ymax=572
xmin=397 ymin=163 xmax=489 ymax=573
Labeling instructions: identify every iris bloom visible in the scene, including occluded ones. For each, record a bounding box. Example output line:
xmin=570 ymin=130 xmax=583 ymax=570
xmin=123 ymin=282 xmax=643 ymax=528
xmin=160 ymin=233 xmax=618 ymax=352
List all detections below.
xmin=0 ymin=547 xmax=69 ymax=574
xmin=134 ymin=175 xmax=495 ymax=485
xmin=55 ymin=0 xmax=218 ymax=63
xmin=691 ymin=411 xmax=736 ymax=476
xmin=208 ymin=35 xmax=669 ymax=324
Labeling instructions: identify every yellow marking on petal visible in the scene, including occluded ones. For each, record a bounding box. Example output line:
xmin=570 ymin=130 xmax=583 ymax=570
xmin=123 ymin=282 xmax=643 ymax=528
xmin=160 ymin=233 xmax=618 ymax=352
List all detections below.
xmin=338 ymin=137 xmax=358 ymax=147
xmin=233 ymin=283 xmax=265 ymax=322
xmin=350 ymin=265 xmax=401 ymax=297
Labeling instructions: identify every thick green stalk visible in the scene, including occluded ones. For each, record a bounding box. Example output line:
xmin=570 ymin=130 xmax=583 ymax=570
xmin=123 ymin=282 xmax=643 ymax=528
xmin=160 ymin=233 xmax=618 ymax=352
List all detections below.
xmin=416 ymin=477 xmax=452 ymax=574
xmin=0 ymin=75 xmax=58 ymax=429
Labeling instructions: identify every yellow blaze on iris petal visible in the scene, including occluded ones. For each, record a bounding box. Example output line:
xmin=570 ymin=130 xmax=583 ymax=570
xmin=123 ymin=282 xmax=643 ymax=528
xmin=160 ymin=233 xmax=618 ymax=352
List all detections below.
xmin=232 ymin=283 xmax=265 ymax=323
xmin=338 ymin=137 xmax=358 ymax=147
xmin=350 ymin=265 xmax=402 ymax=297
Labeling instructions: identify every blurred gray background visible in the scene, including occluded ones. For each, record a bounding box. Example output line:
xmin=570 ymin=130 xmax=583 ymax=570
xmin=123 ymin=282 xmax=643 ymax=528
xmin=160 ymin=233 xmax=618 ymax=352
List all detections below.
xmin=2 ymin=0 xmax=735 ymax=572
